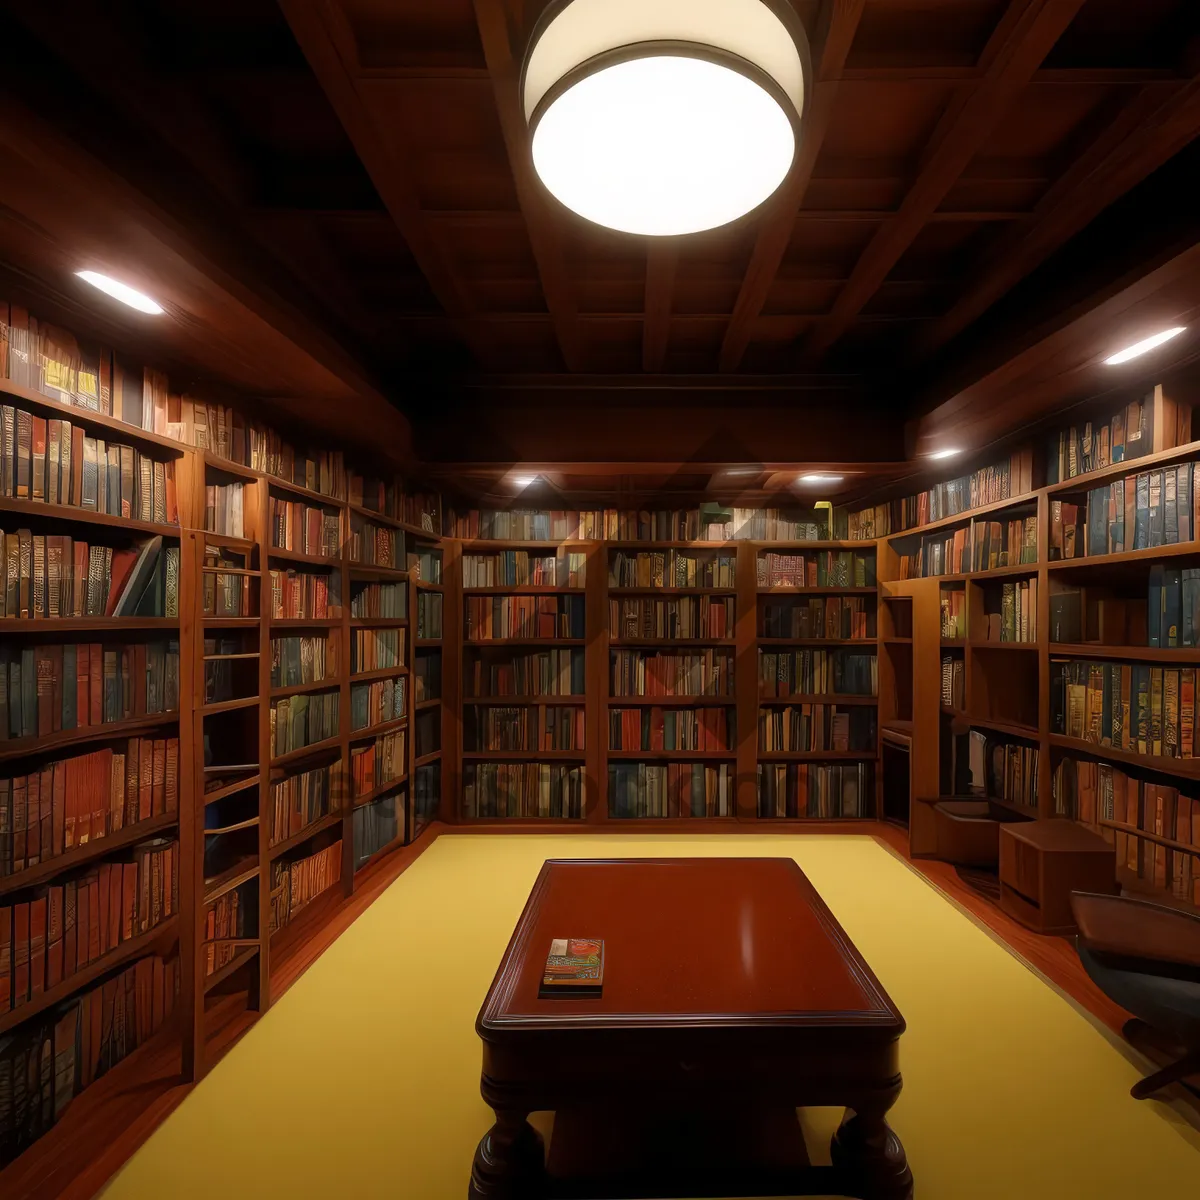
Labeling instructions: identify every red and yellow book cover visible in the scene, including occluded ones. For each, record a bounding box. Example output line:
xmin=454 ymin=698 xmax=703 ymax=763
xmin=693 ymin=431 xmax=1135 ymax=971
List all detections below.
xmin=541 ymin=937 xmax=605 ymax=993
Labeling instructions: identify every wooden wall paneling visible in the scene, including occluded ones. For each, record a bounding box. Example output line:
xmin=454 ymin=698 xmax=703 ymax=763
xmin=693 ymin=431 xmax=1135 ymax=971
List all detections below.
xmin=586 ymin=539 xmax=608 ymax=821
xmin=339 ymin=509 xmax=354 ymax=896
xmin=643 ymin=240 xmax=679 ymax=373
xmin=179 ymin=528 xmax=203 ymax=1081
xmin=442 ymin=537 xmax=464 ymax=822
xmin=736 ymin=541 xmax=760 ymax=820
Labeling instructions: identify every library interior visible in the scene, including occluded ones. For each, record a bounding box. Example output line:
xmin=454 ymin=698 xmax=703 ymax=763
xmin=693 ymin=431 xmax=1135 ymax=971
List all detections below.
xmin=2 ymin=2 xmax=1200 ymax=1198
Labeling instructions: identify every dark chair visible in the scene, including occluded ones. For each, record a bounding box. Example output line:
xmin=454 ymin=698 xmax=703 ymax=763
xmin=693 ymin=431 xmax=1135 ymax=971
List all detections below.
xmin=1071 ymin=891 xmax=1200 ymax=1099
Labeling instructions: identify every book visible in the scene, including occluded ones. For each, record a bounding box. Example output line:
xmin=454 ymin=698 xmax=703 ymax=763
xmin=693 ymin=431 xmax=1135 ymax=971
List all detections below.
xmin=540 ymin=938 xmax=605 ymax=995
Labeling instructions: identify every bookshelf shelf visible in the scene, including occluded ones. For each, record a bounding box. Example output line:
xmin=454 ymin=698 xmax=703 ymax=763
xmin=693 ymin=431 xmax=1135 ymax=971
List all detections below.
xmin=1045 ymin=437 xmax=1200 ymax=496
xmin=968 ymin=640 xmax=1038 ymax=651
xmin=200 ymin=696 xmax=260 ymax=716
xmin=266 ymin=477 xmax=345 ymax=506
xmin=203 ymin=859 xmax=260 ymax=903
xmin=965 ymin=716 xmax=1039 ymax=740
xmin=202 ymin=451 xmax=260 ymax=482
xmin=0 ymin=616 xmax=179 ymax=633
xmin=349 ymin=715 xmax=408 ymax=741
xmin=606 ymin=750 xmax=735 ymax=761
xmin=756 ymin=586 xmax=877 ymax=595
xmin=1047 ymin=642 xmax=1200 ymax=662
xmin=203 ymin=945 xmax=261 ymax=995
xmin=608 ymin=637 xmax=736 ymax=647
xmin=415 ymin=751 xmax=442 ymax=767
xmin=415 ymin=580 xmax=444 ymax=591
xmin=1047 ymin=733 xmax=1200 ymax=780
xmin=1048 ymin=544 xmax=1200 ymax=571
xmin=465 ymin=637 xmax=585 ymax=646
xmin=266 ymin=546 xmax=340 ymax=567
xmin=0 ymin=496 xmax=180 ymax=537
xmin=0 ymin=915 xmax=180 ymax=1038
xmin=884 ymin=488 xmax=1041 ymax=542
xmin=416 ymin=697 xmax=442 ymax=710
xmin=268 ymin=617 xmax=343 ymax=629
xmin=607 ymin=695 xmax=732 ymax=706
xmin=0 ymin=379 xmax=187 ymax=457
xmin=349 ymin=616 xmax=408 ymax=627
xmin=204 ymin=816 xmax=259 ymax=835
xmin=269 ymin=678 xmax=343 ymax=700
xmin=348 ymin=563 xmax=409 ymax=580
xmin=350 ymin=665 xmax=409 ymax=683
xmin=462 ymin=750 xmax=584 ymax=761
xmin=202 ymin=532 xmax=255 ymax=553
xmin=269 ymin=735 xmax=342 ymax=768
xmin=0 ymin=712 xmax=180 ymax=764
xmin=610 ymin=586 xmax=738 ymax=596
xmin=757 ymin=751 xmax=879 ymax=761
xmin=352 ymin=777 xmax=407 ymax=809
xmin=0 ymin=812 xmax=179 ymax=898
xmin=463 ymin=586 xmax=586 ymax=595
xmin=758 ymin=693 xmax=879 ymax=706
xmin=1099 ymin=818 xmax=1200 ymax=857
xmin=203 ymin=617 xmax=261 ymax=629
xmin=415 ymin=638 xmax=443 ymax=647
xmin=201 ymin=774 xmax=261 ymax=807
xmin=758 ymin=637 xmax=876 ymax=647
xmin=267 ymin=812 xmax=344 ymax=860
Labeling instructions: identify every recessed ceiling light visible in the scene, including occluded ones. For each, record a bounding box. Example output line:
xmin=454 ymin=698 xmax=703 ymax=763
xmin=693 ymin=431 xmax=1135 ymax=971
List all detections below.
xmin=76 ymin=271 xmax=163 ymax=314
xmin=721 ymin=467 xmax=762 ymax=478
xmin=929 ymin=448 xmax=961 ymax=461
xmin=512 ymin=475 xmax=539 ymax=488
xmin=1104 ymin=326 xmax=1186 ymax=365
xmin=797 ymin=473 xmax=844 ymax=487
xmin=523 ymin=0 xmax=808 ymax=235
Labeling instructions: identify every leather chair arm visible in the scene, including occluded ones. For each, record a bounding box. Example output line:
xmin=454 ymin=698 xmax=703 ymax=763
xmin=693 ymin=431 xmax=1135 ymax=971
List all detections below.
xmin=1071 ymin=891 xmax=1200 ymax=968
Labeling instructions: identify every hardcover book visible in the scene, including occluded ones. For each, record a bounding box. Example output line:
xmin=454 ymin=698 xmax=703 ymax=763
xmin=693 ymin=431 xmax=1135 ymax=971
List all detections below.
xmin=541 ymin=937 xmax=605 ymax=995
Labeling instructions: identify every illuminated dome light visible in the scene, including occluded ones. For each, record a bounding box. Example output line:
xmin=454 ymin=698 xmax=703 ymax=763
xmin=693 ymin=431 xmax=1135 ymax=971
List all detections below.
xmin=522 ymin=0 xmax=809 ymax=237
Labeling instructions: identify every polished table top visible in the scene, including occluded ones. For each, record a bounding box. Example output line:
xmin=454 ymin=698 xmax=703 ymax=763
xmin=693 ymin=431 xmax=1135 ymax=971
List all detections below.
xmin=479 ymin=858 xmax=903 ymax=1034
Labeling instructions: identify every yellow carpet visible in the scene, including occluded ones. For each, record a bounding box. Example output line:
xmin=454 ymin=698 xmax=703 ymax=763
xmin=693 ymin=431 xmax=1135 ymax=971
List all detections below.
xmin=101 ymin=834 xmax=1200 ymax=1199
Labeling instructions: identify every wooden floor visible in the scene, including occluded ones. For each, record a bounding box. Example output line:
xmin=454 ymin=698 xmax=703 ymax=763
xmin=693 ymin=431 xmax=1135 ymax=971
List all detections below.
xmin=0 ymin=819 xmax=1133 ymax=1200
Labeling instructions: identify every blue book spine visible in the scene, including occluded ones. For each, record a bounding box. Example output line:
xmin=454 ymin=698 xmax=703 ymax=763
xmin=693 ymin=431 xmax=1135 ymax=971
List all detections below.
xmin=1148 ymin=566 xmax=1164 ymax=647
xmin=1135 ymin=473 xmax=1150 ymax=550
xmin=62 ymin=644 xmax=76 ymax=730
xmin=1164 ymin=567 xmax=1183 ymax=648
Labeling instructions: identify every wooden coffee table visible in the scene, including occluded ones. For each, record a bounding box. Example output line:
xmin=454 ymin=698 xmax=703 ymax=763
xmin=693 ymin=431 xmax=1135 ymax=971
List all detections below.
xmin=471 ymin=858 xmax=911 ymax=1199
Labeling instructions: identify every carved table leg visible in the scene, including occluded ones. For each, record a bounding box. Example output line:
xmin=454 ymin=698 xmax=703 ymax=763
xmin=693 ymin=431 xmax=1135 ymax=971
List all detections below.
xmin=469 ymin=1109 xmax=545 ymax=1200
xmin=830 ymin=1104 xmax=913 ymax=1200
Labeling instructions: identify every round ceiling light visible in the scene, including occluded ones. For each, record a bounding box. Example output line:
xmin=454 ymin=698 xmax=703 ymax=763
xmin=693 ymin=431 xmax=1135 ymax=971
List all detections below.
xmin=522 ymin=0 xmax=809 ymax=236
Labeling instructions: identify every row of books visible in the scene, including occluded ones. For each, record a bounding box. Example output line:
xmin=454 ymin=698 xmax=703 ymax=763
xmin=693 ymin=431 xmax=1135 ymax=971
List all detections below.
xmin=1 ymin=738 xmax=179 ymax=876
xmin=0 ymin=951 xmax=178 ymax=1168
xmin=204 ymin=481 xmax=245 ymax=539
xmin=203 ymin=885 xmax=249 ymax=977
xmin=465 ymin=705 xmax=585 ymax=753
xmin=409 ymin=548 xmax=442 ymax=584
xmin=758 ymin=705 xmax=876 ymax=753
xmin=1 ymin=838 xmax=179 ymax=1015
xmin=1052 ymin=569 xmax=1200 ymax=648
xmin=269 ymin=498 xmax=341 ymax=559
xmin=759 ymin=597 xmax=874 ymax=640
xmin=0 ymin=641 xmax=180 ymax=741
xmin=466 ymin=649 xmax=584 ymax=698
xmin=756 ymin=551 xmax=875 ymax=589
xmin=270 ymin=635 xmax=336 ymax=689
xmin=444 ymin=507 xmax=829 ymax=543
xmin=350 ymin=729 xmax=406 ymax=797
xmin=353 ymin=791 xmax=402 ymax=869
xmin=462 ymin=763 xmax=584 ymax=819
xmin=608 ymin=763 xmax=733 ymax=819
xmin=984 ymin=578 xmax=1038 ymax=643
xmin=0 ymin=403 xmax=178 ymax=526
xmin=351 ymin=677 xmax=405 ymax=733
xmin=347 ymin=515 xmax=403 ymax=569
xmin=758 ymin=649 xmax=877 ymax=697
xmin=1044 ymin=391 xmax=1168 ymax=483
xmin=269 ymin=761 xmax=337 ymax=847
xmin=465 ymin=594 xmax=584 ymax=641
xmin=413 ymin=653 xmax=440 ymax=702
xmin=608 ymin=596 xmax=733 ymax=641
xmin=402 ymin=494 xmax=440 ymax=533
xmin=463 ymin=551 xmax=586 ymax=588
xmin=941 ymin=588 xmax=966 ymax=638
xmin=756 ymin=763 xmax=872 ymax=818
xmin=971 ymin=516 xmax=1037 ymax=572
xmin=846 ymin=448 xmax=1034 ymax=539
xmin=609 ymin=706 xmax=731 ymax=752
xmin=967 ymin=732 xmax=1038 ymax=808
xmin=610 ymin=650 xmax=734 ymax=697
xmin=608 ymin=551 xmax=734 ymax=590
xmin=269 ymin=568 xmax=341 ymax=620
xmin=351 ymin=627 xmax=402 ymax=673
xmin=1074 ymin=462 xmax=1197 ymax=558
xmin=898 ymin=529 xmax=969 ymax=579
xmin=941 ymin=655 xmax=964 ymax=709
xmin=1054 ymin=758 xmax=1199 ymax=904
xmin=348 ymin=471 xmax=404 ymax=519
xmin=349 ymin=580 xmax=405 ymax=619
xmin=269 ymin=691 xmax=340 ymax=758
xmin=416 ymin=592 xmax=443 ymax=640
xmin=1052 ymin=659 xmax=1200 ymax=757
xmin=203 ymin=547 xmax=254 ymax=617
xmin=0 ymin=533 xmax=179 ymax=621
xmin=268 ymin=841 xmax=342 ymax=934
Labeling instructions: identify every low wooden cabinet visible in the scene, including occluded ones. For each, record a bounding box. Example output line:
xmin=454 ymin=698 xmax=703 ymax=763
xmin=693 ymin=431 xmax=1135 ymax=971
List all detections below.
xmin=999 ymin=820 xmax=1117 ymax=934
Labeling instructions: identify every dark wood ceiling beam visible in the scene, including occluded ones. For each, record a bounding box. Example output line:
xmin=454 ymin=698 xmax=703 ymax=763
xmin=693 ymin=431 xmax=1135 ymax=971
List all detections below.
xmin=839 ymin=66 xmax=1183 ymax=84
xmin=642 ymin=240 xmax=679 ymax=372
xmin=915 ymin=75 xmax=1200 ymax=359
xmin=796 ymin=0 xmax=1089 ymax=368
xmin=471 ymin=0 xmax=583 ymax=372
xmin=278 ymin=0 xmax=477 ymax=324
xmin=718 ymin=0 xmax=868 ymax=373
